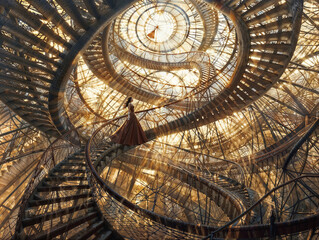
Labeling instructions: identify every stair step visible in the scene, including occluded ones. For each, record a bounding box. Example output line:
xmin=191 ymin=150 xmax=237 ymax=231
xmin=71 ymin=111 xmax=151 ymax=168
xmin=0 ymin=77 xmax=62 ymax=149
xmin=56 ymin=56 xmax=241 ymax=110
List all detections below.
xmin=46 ymin=176 xmax=87 ymax=182
xmin=22 ymin=201 xmax=95 ymax=226
xmin=61 ymin=162 xmax=86 ymax=166
xmin=242 ymin=0 xmax=278 ymax=18
xmin=37 ymin=185 xmax=90 ymax=192
xmin=69 ymin=221 xmax=105 ymax=240
xmin=59 ymin=165 xmax=86 ymax=170
xmin=69 ymin=155 xmax=86 ymax=160
xmin=28 ymin=193 xmax=91 ymax=207
xmin=53 ymin=168 xmax=86 ymax=173
xmin=247 ymin=4 xmax=288 ymax=25
xmin=27 ymin=212 xmax=98 ymax=240
xmin=67 ymin=158 xmax=85 ymax=163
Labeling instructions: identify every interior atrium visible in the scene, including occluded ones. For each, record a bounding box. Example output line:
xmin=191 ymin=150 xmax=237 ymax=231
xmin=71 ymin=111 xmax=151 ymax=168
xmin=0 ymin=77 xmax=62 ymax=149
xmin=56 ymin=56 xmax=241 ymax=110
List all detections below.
xmin=0 ymin=0 xmax=318 ymax=239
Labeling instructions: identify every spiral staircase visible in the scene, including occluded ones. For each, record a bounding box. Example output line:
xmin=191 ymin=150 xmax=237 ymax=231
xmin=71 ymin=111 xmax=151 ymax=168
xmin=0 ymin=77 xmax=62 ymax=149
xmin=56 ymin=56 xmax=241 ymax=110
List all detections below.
xmin=0 ymin=0 xmax=319 ymax=239
xmin=15 ymin=146 xmax=123 ymax=240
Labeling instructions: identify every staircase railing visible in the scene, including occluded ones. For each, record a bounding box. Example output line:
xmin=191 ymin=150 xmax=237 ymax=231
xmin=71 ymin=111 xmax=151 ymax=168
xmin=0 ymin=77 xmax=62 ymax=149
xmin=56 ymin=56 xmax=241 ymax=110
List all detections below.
xmin=86 ymin=116 xmax=206 ymax=239
xmin=85 ymin=116 xmax=319 ymax=239
xmin=85 ymin=104 xmax=250 ymax=238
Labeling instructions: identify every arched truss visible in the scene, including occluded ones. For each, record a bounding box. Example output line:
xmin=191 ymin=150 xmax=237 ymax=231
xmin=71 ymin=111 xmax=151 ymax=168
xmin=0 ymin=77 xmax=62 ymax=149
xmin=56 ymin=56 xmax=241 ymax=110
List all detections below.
xmin=0 ymin=0 xmax=318 ymax=239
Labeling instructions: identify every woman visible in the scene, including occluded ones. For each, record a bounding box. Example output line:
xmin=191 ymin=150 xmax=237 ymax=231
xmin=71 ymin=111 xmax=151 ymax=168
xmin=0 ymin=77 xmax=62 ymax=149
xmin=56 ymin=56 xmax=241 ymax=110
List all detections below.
xmin=110 ymin=97 xmax=148 ymax=145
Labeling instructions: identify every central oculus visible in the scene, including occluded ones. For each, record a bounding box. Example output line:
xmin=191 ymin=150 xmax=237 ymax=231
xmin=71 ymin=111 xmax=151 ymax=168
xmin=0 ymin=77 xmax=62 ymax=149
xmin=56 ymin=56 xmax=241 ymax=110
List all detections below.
xmin=135 ymin=3 xmax=191 ymax=52
xmin=145 ymin=11 xmax=176 ymax=43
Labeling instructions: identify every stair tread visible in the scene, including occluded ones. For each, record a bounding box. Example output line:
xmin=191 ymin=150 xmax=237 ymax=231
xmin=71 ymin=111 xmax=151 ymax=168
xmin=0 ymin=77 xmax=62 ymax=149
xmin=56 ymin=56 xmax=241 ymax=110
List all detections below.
xmin=28 ymin=193 xmax=92 ymax=207
xmin=37 ymin=184 xmax=90 ymax=192
xmin=28 ymin=212 xmax=98 ymax=240
xmin=23 ymin=201 xmax=95 ymax=226
xmin=69 ymin=221 xmax=105 ymax=240
xmin=53 ymin=168 xmax=86 ymax=173
xmin=46 ymin=176 xmax=87 ymax=181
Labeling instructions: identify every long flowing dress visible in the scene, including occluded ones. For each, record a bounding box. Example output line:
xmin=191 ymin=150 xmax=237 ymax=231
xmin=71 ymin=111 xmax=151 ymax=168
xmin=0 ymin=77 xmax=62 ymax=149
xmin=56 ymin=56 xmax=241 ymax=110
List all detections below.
xmin=110 ymin=103 xmax=148 ymax=145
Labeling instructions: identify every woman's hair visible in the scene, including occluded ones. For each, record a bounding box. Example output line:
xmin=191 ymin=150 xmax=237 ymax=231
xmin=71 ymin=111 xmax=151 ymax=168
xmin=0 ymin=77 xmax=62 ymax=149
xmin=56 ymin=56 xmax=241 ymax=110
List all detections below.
xmin=125 ymin=97 xmax=133 ymax=108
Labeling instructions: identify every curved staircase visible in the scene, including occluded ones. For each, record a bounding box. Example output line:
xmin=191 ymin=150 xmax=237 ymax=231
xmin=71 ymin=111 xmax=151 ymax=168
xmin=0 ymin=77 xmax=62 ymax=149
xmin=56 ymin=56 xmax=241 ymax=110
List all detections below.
xmin=15 ymin=147 xmax=123 ymax=240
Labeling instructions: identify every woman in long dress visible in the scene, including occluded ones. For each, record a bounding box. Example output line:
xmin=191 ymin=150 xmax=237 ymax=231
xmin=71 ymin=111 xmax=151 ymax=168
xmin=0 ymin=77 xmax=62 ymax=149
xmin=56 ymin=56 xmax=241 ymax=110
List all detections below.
xmin=110 ymin=97 xmax=148 ymax=145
